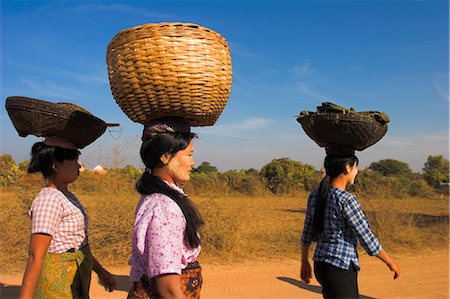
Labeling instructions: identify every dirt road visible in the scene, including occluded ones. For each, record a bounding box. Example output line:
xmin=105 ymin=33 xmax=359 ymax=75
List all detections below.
xmin=1 ymin=250 xmax=447 ymax=298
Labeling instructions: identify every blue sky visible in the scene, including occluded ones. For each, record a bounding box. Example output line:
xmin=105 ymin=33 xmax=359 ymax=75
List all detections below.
xmin=1 ymin=0 xmax=448 ymax=172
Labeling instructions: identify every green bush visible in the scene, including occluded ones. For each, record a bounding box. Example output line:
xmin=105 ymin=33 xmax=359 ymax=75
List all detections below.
xmin=0 ymin=155 xmax=23 ymax=187
xmin=192 ymin=161 xmax=218 ymax=174
xmin=369 ymin=159 xmax=412 ymax=176
xmin=423 ymin=155 xmax=449 ymax=187
xmin=183 ymin=172 xmax=229 ymax=196
xmin=260 ymin=158 xmax=316 ymax=194
xmin=221 ymin=169 xmax=268 ymax=196
xmin=354 ymin=169 xmax=434 ymax=198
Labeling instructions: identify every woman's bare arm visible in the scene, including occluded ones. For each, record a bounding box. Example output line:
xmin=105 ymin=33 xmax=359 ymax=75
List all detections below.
xmin=20 ymin=234 xmax=52 ymax=299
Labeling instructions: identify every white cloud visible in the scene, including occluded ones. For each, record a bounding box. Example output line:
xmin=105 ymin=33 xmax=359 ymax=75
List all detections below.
xmin=239 ymin=118 xmax=271 ymax=129
xmin=20 ymin=79 xmax=90 ymax=102
xmin=72 ymin=4 xmax=173 ymax=19
xmin=74 ymin=74 xmax=109 ymax=85
xmin=291 ymin=62 xmax=327 ymax=100
xmin=195 ymin=117 xmax=271 ymax=137
xmin=434 ymin=82 xmax=449 ymax=102
xmin=236 ymin=77 xmax=260 ymax=89
xmin=295 ymin=81 xmax=327 ymax=99
xmin=378 ymin=131 xmax=448 ymax=149
xmin=354 ymin=131 xmax=449 ymax=172
xmin=350 ymin=65 xmax=364 ymax=71
xmin=228 ymin=41 xmax=259 ymax=58
xmin=261 ymin=68 xmax=280 ymax=76
xmin=293 ymin=62 xmax=314 ymax=78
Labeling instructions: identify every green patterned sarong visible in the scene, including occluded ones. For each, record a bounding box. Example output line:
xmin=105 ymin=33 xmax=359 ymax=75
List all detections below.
xmin=35 ymin=245 xmax=93 ymax=299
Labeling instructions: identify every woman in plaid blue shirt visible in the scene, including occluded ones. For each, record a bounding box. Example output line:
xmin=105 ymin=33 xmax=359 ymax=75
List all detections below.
xmin=300 ymin=154 xmax=400 ymax=298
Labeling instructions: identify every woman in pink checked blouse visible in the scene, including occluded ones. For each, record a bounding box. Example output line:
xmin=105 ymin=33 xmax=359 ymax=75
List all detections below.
xmin=128 ymin=119 xmax=204 ymax=299
xmin=20 ymin=139 xmax=116 ymax=299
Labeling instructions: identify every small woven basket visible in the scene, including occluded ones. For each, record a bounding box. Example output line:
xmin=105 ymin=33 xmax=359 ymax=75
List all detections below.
xmin=5 ymin=96 xmax=107 ymax=149
xmin=297 ymin=103 xmax=389 ymax=153
xmin=106 ymin=22 xmax=232 ymax=126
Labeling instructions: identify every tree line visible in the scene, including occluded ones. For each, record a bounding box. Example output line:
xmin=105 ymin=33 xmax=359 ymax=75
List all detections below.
xmin=1 ymin=154 xmax=448 ymax=198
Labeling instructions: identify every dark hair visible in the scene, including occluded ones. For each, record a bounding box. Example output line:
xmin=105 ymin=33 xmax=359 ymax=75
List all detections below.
xmin=136 ymin=132 xmax=204 ymax=249
xmin=28 ymin=142 xmax=80 ymax=178
xmin=311 ymin=154 xmax=359 ymax=240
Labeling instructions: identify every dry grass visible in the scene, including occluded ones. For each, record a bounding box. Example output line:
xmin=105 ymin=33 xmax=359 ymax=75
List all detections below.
xmin=1 ymin=175 xmax=448 ymax=274
xmin=359 ymin=195 xmax=449 ymax=252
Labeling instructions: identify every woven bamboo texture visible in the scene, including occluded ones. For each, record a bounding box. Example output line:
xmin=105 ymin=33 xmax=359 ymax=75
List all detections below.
xmin=106 ymin=22 xmax=232 ymax=126
xmin=5 ymin=96 xmax=107 ymax=149
xmin=297 ymin=111 xmax=389 ymax=152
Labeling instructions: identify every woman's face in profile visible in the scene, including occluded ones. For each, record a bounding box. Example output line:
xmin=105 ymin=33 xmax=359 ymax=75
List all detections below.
xmin=164 ymin=140 xmax=195 ymax=184
xmin=347 ymin=163 xmax=358 ymax=186
xmin=53 ymin=156 xmax=81 ymax=184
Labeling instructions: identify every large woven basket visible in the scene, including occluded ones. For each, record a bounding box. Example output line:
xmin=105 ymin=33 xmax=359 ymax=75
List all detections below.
xmin=5 ymin=96 xmax=108 ymax=149
xmin=106 ymin=22 xmax=232 ymax=126
xmin=297 ymin=102 xmax=389 ymax=153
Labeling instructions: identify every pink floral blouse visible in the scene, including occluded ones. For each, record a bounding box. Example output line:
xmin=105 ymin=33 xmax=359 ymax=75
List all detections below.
xmin=129 ymin=181 xmax=201 ymax=282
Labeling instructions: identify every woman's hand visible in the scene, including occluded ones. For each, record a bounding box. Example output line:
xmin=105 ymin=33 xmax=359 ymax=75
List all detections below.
xmin=376 ymin=249 xmax=400 ymax=279
xmin=92 ymin=256 xmax=117 ymax=292
xmin=97 ymin=269 xmax=117 ymax=292
xmin=300 ymin=244 xmax=312 ymax=284
xmin=387 ymin=260 xmax=400 ymax=279
xmin=300 ymin=261 xmax=312 ymax=284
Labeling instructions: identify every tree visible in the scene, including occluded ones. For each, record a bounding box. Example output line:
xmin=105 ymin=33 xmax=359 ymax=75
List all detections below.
xmin=260 ymin=158 xmax=315 ymax=194
xmin=0 ymin=154 xmax=22 ymax=186
xmin=423 ymin=155 xmax=449 ymax=187
xmin=244 ymin=168 xmax=259 ymax=176
xmin=369 ymin=159 xmax=412 ymax=176
xmin=192 ymin=161 xmax=218 ymax=174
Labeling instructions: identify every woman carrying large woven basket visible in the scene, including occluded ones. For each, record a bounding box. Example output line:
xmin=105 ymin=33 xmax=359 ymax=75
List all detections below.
xmin=106 ymin=22 xmax=232 ymax=299
xmin=127 ymin=119 xmax=203 ymax=299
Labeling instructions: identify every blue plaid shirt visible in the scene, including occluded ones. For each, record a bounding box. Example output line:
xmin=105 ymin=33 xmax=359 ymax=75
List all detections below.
xmin=301 ymin=188 xmax=382 ymax=270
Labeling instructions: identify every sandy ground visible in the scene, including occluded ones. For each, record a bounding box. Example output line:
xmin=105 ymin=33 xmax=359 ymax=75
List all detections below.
xmin=1 ymin=250 xmax=448 ymax=299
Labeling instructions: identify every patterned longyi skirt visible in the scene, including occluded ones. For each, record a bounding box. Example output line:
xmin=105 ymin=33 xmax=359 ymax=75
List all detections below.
xmin=35 ymin=245 xmax=93 ymax=299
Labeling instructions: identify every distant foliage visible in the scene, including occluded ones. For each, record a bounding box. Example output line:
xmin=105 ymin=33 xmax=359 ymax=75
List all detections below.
xmin=0 ymin=155 xmax=22 ymax=187
xmin=222 ymin=169 xmax=267 ymax=196
xmin=1 ymin=155 xmax=447 ymax=198
xmin=369 ymin=159 xmax=412 ymax=176
xmin=192 ymin=161 xmax=218 ymax=174
xmin=259 ymin=158 xmax=316 ymax=194
xmin=185 ymin=167 xmax=268 ymax=196
xmin=423 ymin=155 xmax=449 ymax=188
xmin=354 ymin=168 xmax=434 ymax=198
xmin=18 ymin=160 xmax=30 ymax=171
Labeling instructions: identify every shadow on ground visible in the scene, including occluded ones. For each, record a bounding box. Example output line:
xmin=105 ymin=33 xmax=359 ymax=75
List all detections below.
xmin=113 ymin=275 xmax=131 ymax=292
xmin=0 ymin=274 xmax=132 ymax=299
xmin=277 ymin=277 xmax=377 ymax=299
xmin=0 ymin=282 xmax=21 ymax=299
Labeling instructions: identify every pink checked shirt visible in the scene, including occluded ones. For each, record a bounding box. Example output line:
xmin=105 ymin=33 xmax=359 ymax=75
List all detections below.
xmin=29 ymin=187 xmax=88 ymax=253
xmin=129 ymin=182 xmax=201 ymax=282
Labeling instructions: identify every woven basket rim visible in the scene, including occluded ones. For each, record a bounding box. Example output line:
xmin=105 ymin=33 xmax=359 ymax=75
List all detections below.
xmin=108 ymin=22 xmax=229 ymax=50
xmin=297 ymin=111 xmax=388 ymax=125
xmin=5 ymin=96 xmax=94 ymax=118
